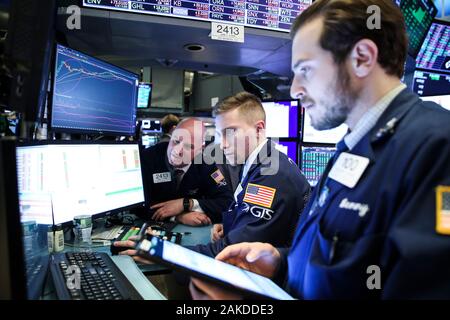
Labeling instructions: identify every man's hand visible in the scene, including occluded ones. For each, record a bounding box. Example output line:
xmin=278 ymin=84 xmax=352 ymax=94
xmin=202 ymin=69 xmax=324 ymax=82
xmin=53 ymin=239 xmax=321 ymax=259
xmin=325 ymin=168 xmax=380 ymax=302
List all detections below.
xmin=216 ymin=242 xmax=281 ymax=278
xmin=189 ymin=278 xmax=242 ymax=300
xmin=177 ymin=212 xmax=212 ymax=226
xmin=151 ymin=198 xmax=183 ymax=220
xmin=211 ymin=223 xmax=224 ymax=241
xmin=112 ymin=235 xmax=154 ymax=265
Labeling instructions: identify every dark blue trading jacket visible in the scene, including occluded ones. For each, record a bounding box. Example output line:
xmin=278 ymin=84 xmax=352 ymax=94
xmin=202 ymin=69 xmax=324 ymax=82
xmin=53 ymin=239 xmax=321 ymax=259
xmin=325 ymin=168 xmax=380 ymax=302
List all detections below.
xmin=284 ymin=89 xmax=450 ymax=299
xmin=191 ymin=140 xmax=311 ymax=257
xmin=139 ymin=142 xmax=233 ymax=223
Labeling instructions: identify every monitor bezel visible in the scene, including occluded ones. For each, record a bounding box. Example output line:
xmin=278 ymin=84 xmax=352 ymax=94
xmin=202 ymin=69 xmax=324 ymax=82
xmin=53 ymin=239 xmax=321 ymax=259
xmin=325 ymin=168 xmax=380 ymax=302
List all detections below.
xmin=16 ymin=140 xmax=146 ymax=227
xmin=1 ymin=139 xmax=28 ymax=299
xmin=49 ymin=43 xmax=139 ymax=137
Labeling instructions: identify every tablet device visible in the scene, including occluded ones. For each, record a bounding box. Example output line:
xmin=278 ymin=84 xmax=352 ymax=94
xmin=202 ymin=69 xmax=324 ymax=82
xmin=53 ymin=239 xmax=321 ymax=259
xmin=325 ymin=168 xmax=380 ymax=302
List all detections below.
xmin=135 ymin=236 xmax=294 ymax=300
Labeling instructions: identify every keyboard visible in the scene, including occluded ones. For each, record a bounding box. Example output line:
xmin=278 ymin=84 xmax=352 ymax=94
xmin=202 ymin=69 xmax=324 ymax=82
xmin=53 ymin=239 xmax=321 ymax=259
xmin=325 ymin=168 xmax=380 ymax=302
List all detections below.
xmin=92 ymin=225 xmax=125 ymax=241
xmin=93 ymin=220 xmax=177 ymax=242
xmin=116 ymin=223 xmax=182 ymax=244
xmin=50 ymin=252 xmax=143 ymax=300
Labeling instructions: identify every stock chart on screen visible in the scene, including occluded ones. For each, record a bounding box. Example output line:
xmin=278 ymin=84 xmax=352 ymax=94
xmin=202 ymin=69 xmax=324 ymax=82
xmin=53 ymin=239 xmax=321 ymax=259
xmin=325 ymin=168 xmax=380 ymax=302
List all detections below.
xmin=51 ymin=44 xmax=139 ymax=135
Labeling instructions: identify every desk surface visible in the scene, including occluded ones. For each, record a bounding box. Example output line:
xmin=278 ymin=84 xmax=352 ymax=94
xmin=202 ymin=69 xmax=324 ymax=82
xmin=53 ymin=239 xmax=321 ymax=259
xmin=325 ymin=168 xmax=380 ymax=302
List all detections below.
xmin=136 ymin=223 xmax=212 ymax=274
xmin=174 ymin=224 xmax=212 ymax=246
xmin=43 ymin=221 xmax=212 ymax=299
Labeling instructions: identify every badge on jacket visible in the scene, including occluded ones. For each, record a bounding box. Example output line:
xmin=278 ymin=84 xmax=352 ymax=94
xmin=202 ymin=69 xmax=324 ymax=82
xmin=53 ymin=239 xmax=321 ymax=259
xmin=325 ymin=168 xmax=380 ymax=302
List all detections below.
xmin=211 ymin=169 xmax=227 ymax=186
xmin=328 ymin=152 xmax=370 ymax=188
xmin=436 ymin=185 xmax=450 ymax=235
xmin=243 ymin=183 xmax=276 ymax=209
xmin=153 ymin=172 xmax=171 ymax=184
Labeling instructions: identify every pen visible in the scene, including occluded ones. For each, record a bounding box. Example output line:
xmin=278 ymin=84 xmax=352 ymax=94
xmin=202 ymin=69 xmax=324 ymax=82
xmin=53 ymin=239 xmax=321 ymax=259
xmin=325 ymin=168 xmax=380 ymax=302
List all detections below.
xmin=329 ymin=232 xmax=339 ymax=264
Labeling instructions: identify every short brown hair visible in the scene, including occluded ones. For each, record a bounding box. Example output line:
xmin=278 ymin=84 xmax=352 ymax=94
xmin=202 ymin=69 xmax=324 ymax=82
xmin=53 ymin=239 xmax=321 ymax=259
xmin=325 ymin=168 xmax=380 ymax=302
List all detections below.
xmin=212 ymin=92 xmax=265 ymax=124
xmin=161 ymin=114 xmax=180 ymax=134
xmin=291 ymin=0 xmax=407 ymax=78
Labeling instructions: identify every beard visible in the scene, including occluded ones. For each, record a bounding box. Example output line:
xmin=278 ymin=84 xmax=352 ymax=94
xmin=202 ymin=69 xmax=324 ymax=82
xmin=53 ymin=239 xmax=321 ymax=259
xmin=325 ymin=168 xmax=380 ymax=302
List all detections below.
xmin=308 ymin=64 xmax=360 ymax=131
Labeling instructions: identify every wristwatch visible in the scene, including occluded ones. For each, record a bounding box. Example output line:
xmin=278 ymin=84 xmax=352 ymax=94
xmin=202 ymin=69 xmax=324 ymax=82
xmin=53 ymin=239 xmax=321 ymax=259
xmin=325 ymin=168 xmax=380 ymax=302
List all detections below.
xmin=183 ymin=197 xmax=191 ymax=212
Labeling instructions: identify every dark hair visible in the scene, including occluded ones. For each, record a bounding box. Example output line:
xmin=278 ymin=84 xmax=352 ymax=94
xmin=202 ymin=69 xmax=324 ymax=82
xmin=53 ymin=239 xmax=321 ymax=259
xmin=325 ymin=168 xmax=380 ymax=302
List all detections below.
xmin=212 ymin=91 xmax=266 ymax=124
xmin=161 ymin=114 xmax=180 ymax=134
xmin=291 ymin=0 xmax=407 ymax=78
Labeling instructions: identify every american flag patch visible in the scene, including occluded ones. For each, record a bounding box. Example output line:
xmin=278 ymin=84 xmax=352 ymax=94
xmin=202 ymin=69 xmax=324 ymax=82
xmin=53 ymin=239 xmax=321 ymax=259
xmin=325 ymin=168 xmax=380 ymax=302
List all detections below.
xmin=211 ymin=169 xmax=225 ymax=184
xmin=243 ymin=183 xmax=276 ymax=208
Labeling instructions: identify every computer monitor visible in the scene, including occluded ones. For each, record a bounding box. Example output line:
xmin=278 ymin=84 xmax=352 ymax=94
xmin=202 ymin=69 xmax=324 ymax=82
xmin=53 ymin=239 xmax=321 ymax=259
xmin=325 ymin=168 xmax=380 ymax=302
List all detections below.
xmin=302 ymin=110 xmax=348 ymax=144
xmin=1 ymin=139 xmax=49 ymax=300
xmin=400 ymin=0 xmax=437 ymax=58
xmin=16 ymin=142 xmax=146 ymax=225
xmin=141 ymin=119 xmax=162 ymax=133
xmin=137 ymin=82 xmax=152 ymax=109
xmin=3 ymin=0 xmax=55 ymax=123
xmin=416 ymin=20 xmax=450 ymax=74
xmin=413 ymin=70 xmax=450 ymax=98
xmin=50 ymin=44 xmax=139 ymax=136
xmin=301 ymin=146 xmax=336 ymax=187
xmin=141 ymin=135 xmax=159 ymax=149
xmin=274 ymin=141 xmax=298 ymax=164
xmin=262 ymin=100 xmax=299 ymax=138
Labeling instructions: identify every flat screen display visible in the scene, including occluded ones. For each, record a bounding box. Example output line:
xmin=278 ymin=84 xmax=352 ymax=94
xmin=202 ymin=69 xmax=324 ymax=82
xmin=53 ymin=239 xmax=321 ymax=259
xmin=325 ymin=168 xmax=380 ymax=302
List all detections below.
xmin=16 ymin=143 xmax=145 ymax=225
xmin=51 ymin=44 xmax=139 ymax=135
xmin=262 ymin=100 xmax=299 ymax=138
xmin=82 ymin=0 xmax=312 ymax=33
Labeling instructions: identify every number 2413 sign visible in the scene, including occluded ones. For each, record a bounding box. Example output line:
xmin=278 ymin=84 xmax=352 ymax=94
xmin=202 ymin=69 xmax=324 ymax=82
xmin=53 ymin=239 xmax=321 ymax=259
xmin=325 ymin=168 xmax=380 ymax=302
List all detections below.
xmin=211 ymin=22 xmax=245 ymax=43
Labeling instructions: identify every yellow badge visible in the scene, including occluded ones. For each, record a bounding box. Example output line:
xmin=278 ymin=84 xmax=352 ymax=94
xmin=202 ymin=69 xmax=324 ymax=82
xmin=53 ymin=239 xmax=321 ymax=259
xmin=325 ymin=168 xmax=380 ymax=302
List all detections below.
xmin=436 ymin=186 xmax=450 ymax=235
xmin=243 ymin=183 xmax=276 ymax=209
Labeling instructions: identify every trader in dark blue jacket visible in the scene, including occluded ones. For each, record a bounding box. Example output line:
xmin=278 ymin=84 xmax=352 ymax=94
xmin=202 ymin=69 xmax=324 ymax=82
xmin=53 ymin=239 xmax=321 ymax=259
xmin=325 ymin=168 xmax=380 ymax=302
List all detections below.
xmin=139 ymin=118 xmax=233 ymax=226
xmin=189 ymin=92 xmax=311 ymax=257
xmin=189 ymin=0 xmax=450 ymax=300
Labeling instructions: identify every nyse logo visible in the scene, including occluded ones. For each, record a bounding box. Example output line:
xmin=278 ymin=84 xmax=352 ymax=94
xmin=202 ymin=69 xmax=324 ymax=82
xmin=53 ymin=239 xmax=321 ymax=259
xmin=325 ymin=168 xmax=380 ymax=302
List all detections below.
xmin=250 ymin=205 xmax=273 ymax=220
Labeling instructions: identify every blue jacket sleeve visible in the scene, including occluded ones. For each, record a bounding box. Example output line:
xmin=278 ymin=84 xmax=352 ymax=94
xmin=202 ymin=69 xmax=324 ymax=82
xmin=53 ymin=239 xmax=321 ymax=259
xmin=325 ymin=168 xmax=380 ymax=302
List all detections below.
xmin=381 ymin=131 xmax=450 ymax=299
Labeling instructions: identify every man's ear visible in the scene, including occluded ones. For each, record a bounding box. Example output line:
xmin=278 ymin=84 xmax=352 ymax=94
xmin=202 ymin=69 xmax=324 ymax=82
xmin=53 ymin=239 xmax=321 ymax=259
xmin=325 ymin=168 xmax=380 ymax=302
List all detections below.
xmin=350 ymin=39 xmax=378 ymax=78
xmin=255 ymin=120 xmax=265 ymax=134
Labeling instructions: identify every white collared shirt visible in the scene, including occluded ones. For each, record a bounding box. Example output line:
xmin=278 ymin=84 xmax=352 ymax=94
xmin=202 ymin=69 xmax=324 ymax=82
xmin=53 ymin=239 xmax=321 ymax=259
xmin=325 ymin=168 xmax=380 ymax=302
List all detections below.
xmin=233 ymin=138 xmax=269 ymax=200
xmin=344 ymin=83 xmax=406 ymax=150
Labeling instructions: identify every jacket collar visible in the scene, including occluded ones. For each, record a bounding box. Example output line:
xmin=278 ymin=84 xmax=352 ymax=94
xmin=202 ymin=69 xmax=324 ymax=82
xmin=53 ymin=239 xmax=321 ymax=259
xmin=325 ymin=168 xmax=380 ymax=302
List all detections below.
xmin=241 ymin=139 xmax=278 ymax=183
xmin=347 ymin=88 xmax=419 ymax=163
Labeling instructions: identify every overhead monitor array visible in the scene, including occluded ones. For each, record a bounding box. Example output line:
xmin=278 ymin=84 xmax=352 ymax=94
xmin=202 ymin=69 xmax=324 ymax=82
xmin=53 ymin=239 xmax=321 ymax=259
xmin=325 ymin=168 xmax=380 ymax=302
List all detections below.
xmin=82 ymin=0 xmax=313 ymax=33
